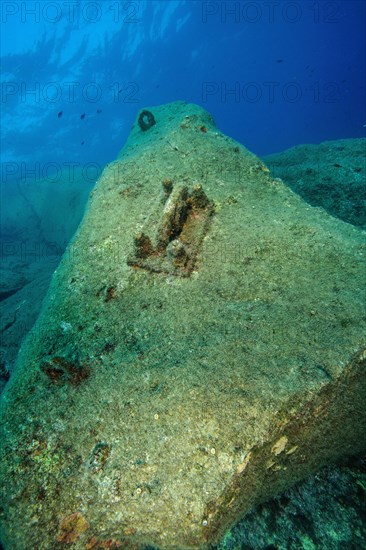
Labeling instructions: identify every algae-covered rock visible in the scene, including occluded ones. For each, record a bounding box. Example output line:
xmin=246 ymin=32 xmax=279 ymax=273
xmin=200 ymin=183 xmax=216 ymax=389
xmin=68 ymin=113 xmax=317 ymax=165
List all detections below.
xmin=263 ymin=138 xmax=366 ymax=229
xmin=0 ymin=101 xmax=365 ymax=549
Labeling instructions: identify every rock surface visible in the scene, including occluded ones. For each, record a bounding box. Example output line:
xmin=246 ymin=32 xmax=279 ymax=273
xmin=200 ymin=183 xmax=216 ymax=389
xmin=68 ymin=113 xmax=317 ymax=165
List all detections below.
xmin=263 ymin=138 xmax=366 ymax=229
xmin=217 ymin=455 xmax=366 ymax=549
xmin=0 ymin=101 xmax=365 ymax=549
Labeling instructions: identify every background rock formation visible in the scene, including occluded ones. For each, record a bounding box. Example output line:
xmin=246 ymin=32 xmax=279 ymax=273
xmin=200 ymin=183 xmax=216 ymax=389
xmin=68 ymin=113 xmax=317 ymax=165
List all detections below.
xmin=264 ymin=139 xmax=366 ymax=229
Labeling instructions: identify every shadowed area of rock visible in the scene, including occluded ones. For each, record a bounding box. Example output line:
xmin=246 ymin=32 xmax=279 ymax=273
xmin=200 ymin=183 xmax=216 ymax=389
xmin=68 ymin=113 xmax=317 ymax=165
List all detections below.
xmin=0 ymin=101 xmax=365 ymax=550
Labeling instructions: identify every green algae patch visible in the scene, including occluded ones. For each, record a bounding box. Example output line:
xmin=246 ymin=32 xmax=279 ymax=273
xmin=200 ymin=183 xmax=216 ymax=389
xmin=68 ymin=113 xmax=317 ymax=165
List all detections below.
xmin=0 ymin=101 xmax=365 ymax=549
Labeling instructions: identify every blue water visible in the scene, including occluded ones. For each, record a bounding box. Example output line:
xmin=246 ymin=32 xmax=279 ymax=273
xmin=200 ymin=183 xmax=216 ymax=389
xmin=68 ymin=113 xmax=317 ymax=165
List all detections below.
xmin=1 ymin=0 xmax=365 ymax=180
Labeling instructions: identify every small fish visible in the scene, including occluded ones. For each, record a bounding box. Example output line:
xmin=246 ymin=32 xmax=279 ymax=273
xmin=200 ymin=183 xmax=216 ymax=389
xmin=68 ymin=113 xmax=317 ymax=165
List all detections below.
xmin=58 ymin=111 xmax=63 ymax=118
xmin=276 ymin=59 xmax=283 ymax=63
xmin=334 ymin=163 xmax=342 ymax=168
xmin=80 ymin=113 xmax=85 ymax=119
xmin=81 ymin=141 xmax=85 ymax=145
xmin=96 ymin=109 xmax=102 ymax=114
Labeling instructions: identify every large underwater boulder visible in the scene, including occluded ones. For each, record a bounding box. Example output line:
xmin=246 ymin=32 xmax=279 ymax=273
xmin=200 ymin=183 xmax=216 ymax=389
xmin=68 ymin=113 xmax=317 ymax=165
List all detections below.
xmin=0 ymin=101 xmax=365 ymax=549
